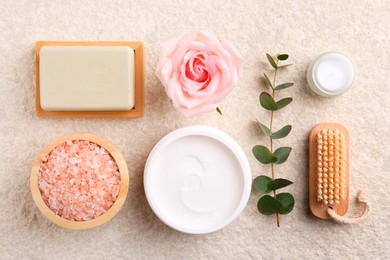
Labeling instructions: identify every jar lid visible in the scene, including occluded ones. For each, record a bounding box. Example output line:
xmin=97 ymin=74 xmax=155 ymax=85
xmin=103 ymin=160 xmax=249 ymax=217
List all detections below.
xmin=307 ymin=52 xmax=355 ymax=97
xmin=144 ymin=126 xmax=252 ymax=234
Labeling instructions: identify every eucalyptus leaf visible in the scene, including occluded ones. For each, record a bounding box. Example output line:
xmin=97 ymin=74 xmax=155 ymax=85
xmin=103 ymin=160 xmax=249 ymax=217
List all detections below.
xmin=276 ymin=193 xmax=295 ymax=214
xmin=258 ymin=122 xmax=271 ymax=136
xmin=263 ymin=73 xmax=273 ymax=89
xmin=273 ymin=147 xmax=292 ymax=164
xmin=267 ymin=179 xmax=293 ymax=191
xmin=257 ymin=195 xmax=283 ymax=215
xmin=253 ymin=175 xmax=272 ymax=193
xmin=260 ymin=92 xmax=277 ymax=111
xmin=274 ymin=82 xmax=294 ymax=91
xmin=271 ymin=125 xmax=292 ymax=139
xmin=252 ymin=145 xmax=277 ymax=164
xmin=216 ymin=107 xmax=222 ymax=115
xmin=277 ymin=54 xmax=289 ymax=61
xmin=266 ymin=53 xmax=278 ymax=69
xmin=276 ymin=98 xmax=293 ymax=110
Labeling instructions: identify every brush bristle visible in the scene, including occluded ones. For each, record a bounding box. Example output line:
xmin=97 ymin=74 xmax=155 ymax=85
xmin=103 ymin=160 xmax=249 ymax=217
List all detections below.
xmin=316 ymin=129 xmax=346 ymax=205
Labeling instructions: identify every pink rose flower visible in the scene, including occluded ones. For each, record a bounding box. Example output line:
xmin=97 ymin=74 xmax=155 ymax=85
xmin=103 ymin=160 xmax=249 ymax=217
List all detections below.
xmin=155 ymin=30 xmax=244 ymax=117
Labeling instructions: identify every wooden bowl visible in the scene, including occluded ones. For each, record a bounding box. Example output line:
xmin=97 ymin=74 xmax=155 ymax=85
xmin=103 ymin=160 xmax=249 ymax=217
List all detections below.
xmin=30 ymin=133 xmax=129 ymax=230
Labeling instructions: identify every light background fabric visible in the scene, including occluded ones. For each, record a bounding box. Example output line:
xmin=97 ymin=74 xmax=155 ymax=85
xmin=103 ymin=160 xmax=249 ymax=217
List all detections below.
xmin=0 ymin=0 xmax=389 ymax=258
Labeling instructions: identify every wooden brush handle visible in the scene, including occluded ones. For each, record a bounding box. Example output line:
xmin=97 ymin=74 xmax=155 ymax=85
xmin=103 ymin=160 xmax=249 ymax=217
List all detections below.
xmin=309 ymin=123 xmax=349 ymax=219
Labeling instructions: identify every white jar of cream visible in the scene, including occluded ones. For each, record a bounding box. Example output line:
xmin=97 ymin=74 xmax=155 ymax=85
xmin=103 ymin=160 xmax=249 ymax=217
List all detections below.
xmin=307 ymin=52 xmax=355 ymax=97
xmin=144 ymin=126 xmax=252 ymax=234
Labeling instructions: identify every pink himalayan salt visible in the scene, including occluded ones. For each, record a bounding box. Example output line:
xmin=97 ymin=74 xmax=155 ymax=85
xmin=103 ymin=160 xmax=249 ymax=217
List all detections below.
xmin=38 ymin=140 xmax=121 ymax=221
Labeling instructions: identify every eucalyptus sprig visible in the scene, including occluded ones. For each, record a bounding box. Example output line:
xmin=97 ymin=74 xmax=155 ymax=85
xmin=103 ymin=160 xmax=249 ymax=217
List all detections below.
xmin=252 ymin=53 xmax=294 ymax=227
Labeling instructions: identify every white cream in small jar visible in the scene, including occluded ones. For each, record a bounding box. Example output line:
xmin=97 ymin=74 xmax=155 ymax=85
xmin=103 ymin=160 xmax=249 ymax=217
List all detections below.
xmin=307 ymin=52 xmax=355 ymax=97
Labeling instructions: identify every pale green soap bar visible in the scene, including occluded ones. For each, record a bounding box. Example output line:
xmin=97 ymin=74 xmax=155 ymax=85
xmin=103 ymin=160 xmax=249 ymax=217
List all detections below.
xmin=40 ymin=46 xmax=135 ymax=111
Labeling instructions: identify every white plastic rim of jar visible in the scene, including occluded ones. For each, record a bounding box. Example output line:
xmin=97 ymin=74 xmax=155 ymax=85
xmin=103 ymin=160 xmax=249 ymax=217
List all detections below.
xmin=143 ymin=125 xmax=252 ymax=234
xmin=307 ymin=52 xmax=355 ymax=97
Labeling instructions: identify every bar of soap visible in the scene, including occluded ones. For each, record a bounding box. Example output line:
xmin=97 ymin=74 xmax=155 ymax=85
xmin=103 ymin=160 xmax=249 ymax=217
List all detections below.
xmin=39 ymin=46 xmax=135 ymax=111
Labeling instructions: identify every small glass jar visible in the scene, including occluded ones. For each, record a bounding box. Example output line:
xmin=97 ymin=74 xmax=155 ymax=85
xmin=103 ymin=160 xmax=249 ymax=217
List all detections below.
xmin=307 ymin=52 xmax=355 ymax=97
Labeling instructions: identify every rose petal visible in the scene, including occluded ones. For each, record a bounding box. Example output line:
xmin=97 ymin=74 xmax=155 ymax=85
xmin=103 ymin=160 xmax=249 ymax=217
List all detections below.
xmin=187 ymin=72 xmax=220 ymax=98
xmin=158 ymin=60 xmax=173 ymax=86
xmin=198 ymin=54 xmax=216 ymax=75
xmin=188 ymin=58 xmax=208 ymax=82
xmin=220 ymin=39 xmax=244 ymax=73
xmin=156 ymin=35 xmax=184 ymax=84
xmin=174 ymin=82 xmax=210 ymax=109
xmin=165 ymin=71 xmax=178 ymax=99
xmin=186 ymin=41 xmax=210 ymax=53
xmin=196 ymin=31 xmax=230 ymax=58
xmin=180 ymin=66 xmax=209 ymax=92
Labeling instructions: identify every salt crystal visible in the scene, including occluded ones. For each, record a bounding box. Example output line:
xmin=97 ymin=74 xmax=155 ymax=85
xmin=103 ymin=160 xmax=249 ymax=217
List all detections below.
xmin=69 ymin=157 xmax=77 ymax=165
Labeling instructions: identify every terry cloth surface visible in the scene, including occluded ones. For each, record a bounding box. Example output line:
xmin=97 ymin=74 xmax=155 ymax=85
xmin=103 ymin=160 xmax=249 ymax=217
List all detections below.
xmin=0 ymin=0 xmax=389 ymax=259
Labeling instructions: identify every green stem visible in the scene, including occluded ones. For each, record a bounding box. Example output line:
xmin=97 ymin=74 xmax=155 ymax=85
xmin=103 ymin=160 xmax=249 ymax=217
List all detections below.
xmin=270 ymin=61 xmax=280 ymax=227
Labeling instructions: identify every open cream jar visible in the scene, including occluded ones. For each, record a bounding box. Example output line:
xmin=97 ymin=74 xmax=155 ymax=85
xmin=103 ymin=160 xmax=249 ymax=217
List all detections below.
xmin=307 ymin=52 xmax=355 ymax=97
xmin=144 ymin=126 xmax=251 ymax=234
